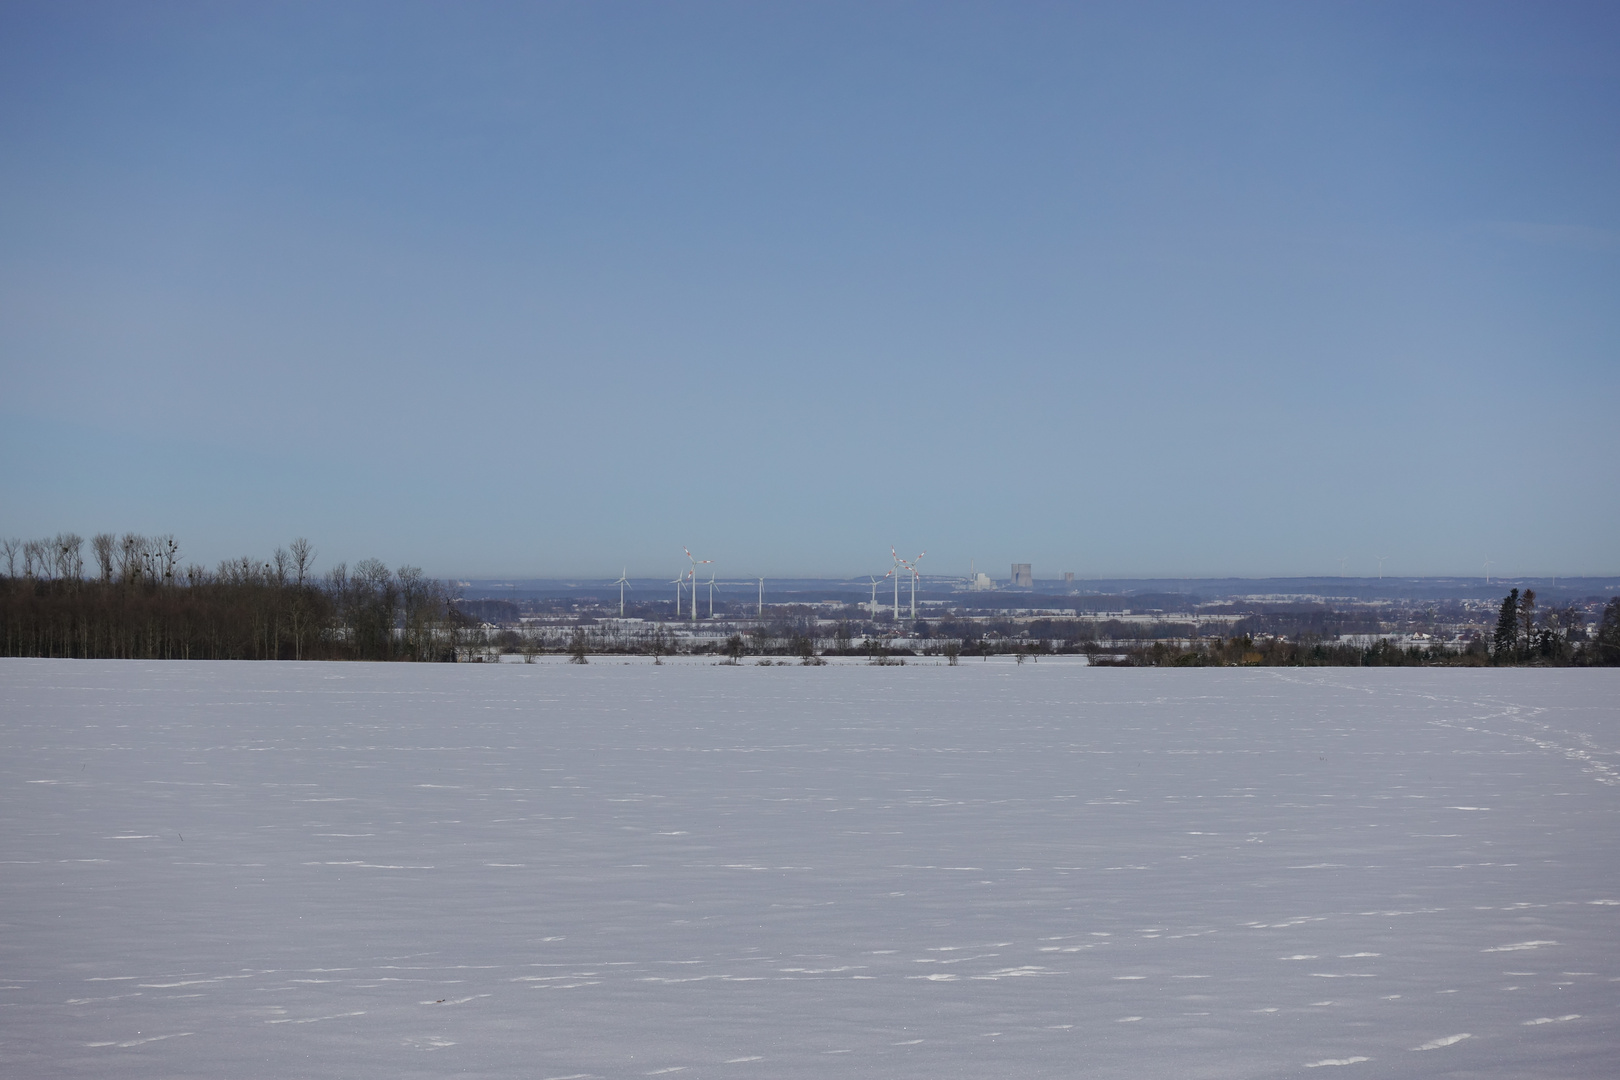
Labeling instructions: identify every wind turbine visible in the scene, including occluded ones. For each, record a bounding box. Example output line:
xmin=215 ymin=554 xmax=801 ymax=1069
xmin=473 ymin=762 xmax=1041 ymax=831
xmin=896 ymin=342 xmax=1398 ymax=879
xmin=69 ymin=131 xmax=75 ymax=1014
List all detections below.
xmin=613 ymin=568 xmax=632 ymax=617
xmin=1483 ymin=557 xmax=1492 ymax=585
xmin=705 ymin=571 xmax=719 ymax=619
xmin=865 ymin=572 xmax=892 ymax=620
xmin=1376 ymin=554 xmax=1387 ymax=579
xmin=669 ymin=571 xmax=685 ymax=617
xmin=890 ymin=547 xmax=905 ymax=620
xmin=897 ymin=550 xmax=926 ymax=620
xmin=683 ymin=548 xmax=712 ymax=625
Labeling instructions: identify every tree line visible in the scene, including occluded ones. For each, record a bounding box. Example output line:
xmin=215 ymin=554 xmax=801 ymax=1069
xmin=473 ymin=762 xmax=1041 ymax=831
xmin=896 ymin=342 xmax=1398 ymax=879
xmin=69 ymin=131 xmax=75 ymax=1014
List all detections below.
xmin=1490 ymin=588 xmax=1617 ymax=665
xmin=0 ymin=533 xmax=472 ymax=661
xmin=1100 ymin=592 xmax=1619 ymax=667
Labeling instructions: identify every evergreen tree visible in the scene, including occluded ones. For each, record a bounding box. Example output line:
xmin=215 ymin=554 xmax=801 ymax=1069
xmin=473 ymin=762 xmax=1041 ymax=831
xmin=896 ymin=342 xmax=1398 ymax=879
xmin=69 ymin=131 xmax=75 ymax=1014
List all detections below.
xmin=1518 ymin=589 xmax=1537 ymax=654
xmin=1493 ymin=588 xmax=1520 ymax=661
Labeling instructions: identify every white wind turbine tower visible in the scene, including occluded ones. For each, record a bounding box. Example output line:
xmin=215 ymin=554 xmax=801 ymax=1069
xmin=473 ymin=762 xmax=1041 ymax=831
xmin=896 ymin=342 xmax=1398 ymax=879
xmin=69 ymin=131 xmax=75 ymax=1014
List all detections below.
xmin=865 ymin=572 xmax=892 ymax=620
xmin=704 ymin=571 xmax=720 ymax=619
xmin=669 ymin=571 xmax=685 ymax=617
xmin=889 ymin=547 xmax=906 ymax=620
xmin=898 ymin=550 xmax=926 ymax=621
xmin=683 ymin=548 xmax=712 ymax=625
xmin=613 ymin=568 xmax=632 ymax=617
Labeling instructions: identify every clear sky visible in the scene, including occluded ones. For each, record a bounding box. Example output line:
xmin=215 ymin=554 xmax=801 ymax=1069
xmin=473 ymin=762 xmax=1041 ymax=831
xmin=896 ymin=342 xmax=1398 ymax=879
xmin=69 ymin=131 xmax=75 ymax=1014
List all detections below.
xmin=2 ymin=1 xmax=1616 ymax=580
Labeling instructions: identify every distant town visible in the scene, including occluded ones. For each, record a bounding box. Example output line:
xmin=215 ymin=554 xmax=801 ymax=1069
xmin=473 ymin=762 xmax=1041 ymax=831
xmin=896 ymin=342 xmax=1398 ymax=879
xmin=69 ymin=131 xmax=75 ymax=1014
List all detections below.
xmin=452 ymin=564 xmax=1620 ymax=666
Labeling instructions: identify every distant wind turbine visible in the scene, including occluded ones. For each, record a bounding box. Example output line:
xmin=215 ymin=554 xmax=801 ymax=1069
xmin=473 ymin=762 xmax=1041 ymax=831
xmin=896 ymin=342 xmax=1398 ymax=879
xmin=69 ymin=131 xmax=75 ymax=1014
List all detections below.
xmin=613 ymin=568 xmax=632 ymax=617
xmin=865 ymin=572 xmax=892 ymax=620
xmin=669 ymin=571 xmax=685 ymax=617
xmin=683 ymin=548 xmax=712 ymax=625
xmin=898 ymin=550 xmax=926 ymax=621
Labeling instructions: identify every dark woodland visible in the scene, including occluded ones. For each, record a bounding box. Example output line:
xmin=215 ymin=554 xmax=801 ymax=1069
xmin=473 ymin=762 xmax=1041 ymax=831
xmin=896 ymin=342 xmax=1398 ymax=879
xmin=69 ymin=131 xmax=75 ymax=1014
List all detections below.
xmin=0 ymin=533 xmax=468 ymax=661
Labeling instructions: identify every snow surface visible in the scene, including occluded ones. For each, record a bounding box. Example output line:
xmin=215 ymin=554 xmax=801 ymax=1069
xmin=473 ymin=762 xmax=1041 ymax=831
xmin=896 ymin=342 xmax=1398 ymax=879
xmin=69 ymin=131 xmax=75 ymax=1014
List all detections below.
xmin=2 ymin=659 xmax=1618 ymax=1078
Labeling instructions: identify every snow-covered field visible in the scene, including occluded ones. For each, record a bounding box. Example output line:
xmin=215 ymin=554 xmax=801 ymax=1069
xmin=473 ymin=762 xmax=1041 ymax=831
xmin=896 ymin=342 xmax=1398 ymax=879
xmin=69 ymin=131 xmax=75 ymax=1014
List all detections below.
xmin=3 ymin=660 xmax=1617 ymax=1079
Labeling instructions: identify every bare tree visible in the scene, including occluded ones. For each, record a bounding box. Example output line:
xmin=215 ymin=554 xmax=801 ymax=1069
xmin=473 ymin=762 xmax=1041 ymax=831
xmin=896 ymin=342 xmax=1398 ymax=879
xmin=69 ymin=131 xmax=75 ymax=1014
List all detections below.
xmin=1554 ymin=604 xmax=1587 ymax=642
xmin=117 ymin=534 xmax=147 ymax=583
xmin=285 ymin=539 xmax=317 ymax=660
xmin=289 ymin=538 xmax=315 ymax=587
xmin=351 ymin=559 xmax=396 ymax=659
xmin=1 ymin=538 xmax=19 ymax=578
xmin=23 ymin=539 xmax=47 ymax=580
xmin=91 ymin=533 xmax=115 ymax=582
xmin=397 ymin=565 xmax=432 ymax=660
xmin=152 ymin=535 xmax=179 ymax=584
xmin=218 ymin=556 xmax=259 ymax=585
xmin=54 ymin=533 xmax=84 ymax=582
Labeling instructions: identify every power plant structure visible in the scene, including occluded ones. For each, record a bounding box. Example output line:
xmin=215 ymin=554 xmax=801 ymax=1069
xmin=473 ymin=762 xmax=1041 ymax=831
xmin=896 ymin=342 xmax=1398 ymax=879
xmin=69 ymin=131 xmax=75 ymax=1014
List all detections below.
xmin=1011 ymin=563 xmax=1033 ymax=588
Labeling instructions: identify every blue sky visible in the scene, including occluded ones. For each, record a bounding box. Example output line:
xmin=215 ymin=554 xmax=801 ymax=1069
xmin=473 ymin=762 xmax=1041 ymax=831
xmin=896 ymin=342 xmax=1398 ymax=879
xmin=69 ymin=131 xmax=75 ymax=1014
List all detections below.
xmin=2 ymin=1 xmax=1616 ymax=579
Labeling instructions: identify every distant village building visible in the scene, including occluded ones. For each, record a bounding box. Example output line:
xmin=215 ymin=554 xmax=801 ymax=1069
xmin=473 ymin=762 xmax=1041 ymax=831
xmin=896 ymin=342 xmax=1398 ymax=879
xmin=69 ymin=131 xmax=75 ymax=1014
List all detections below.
xmin=1011 ymin=563 xmax=1033 ymax=588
